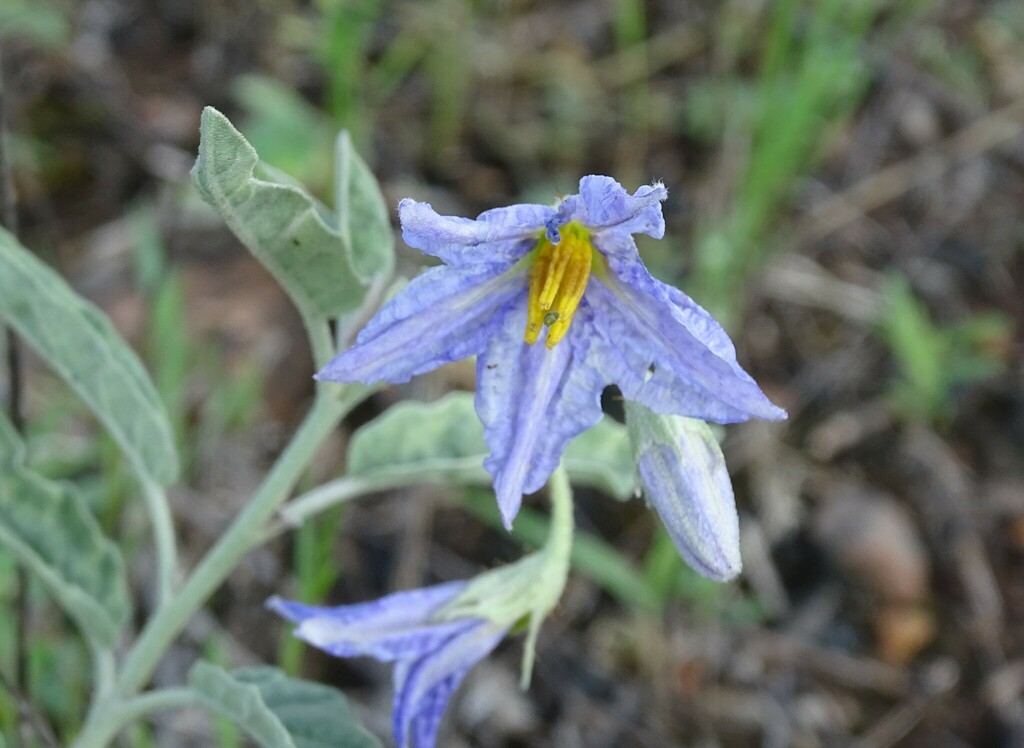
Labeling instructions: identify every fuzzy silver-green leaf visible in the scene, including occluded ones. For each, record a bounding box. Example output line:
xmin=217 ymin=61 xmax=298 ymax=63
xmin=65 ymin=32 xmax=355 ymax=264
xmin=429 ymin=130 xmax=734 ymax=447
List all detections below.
xmin=335 ymin=130 xmax=394 ymax=283
xmin=348 ymin=391 xmax=636 ymax=499
xmin=0 ymin=228 xmax=178 ymax=485
xmin=191 ymin=107 xmax=392 ymax=320
xmin=0 ymin=414 xmax=131 ymax=647
xmin=189 ymin=663 xmax=381 ymax=748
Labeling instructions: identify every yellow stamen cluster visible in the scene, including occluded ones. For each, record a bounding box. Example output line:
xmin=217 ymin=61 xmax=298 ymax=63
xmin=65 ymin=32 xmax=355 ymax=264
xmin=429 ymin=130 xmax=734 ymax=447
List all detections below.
xmin=524 ymin=223 xmax=594 ymax=349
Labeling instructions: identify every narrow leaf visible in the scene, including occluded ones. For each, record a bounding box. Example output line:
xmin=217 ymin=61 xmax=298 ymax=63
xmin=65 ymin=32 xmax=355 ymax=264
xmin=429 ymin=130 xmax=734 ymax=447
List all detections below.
xmin=189 ymin=663 xmax=381 ymax=748
xmin=0 ymin=228 xmax=178 ymax=485
xmin=0 ymin=414 xmax=131 ymax=647
xmin=191 ymin=107 xmax=392 ymax=319
xmin=347 ymin=392 xmax=637 ymax=499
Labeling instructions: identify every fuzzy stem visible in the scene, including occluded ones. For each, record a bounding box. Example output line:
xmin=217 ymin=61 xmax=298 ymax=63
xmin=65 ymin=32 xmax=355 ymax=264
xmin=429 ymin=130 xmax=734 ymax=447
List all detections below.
xmin=137 ymin=471 xmax=177 ymax=608
xmin=519 ymin=464 xmax=574 ymax=686
xmin=271 ymin=456 xmax=487 ymax=536
xmin=543 ymin=465 xmax=574 ymax=563
xmin=111 ymin=391 xmax=351 ymax=698
xmin=74 ymin=387 xmax=364 ymax=746
xmin=72 ymin=688 xmax=200 ymax=748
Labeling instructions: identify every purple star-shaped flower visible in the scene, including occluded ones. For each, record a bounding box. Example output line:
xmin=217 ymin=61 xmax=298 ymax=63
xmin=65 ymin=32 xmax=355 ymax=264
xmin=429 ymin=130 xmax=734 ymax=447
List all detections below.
xmin=268 ymin=583 xmax=507 ymax=748
xmin=319 ymin=175 xmax=785 ymax=527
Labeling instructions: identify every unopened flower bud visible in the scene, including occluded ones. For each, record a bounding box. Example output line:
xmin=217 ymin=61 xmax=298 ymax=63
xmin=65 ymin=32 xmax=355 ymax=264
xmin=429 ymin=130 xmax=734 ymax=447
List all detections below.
xmin=625 ymin=401 xmax=741 ymax=581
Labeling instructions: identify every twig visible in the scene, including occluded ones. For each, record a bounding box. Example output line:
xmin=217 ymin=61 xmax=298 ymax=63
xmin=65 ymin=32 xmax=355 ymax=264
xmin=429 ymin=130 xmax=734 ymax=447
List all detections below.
xmin=760 ymin=254 xmax=882 ymax=325
xmin=0 ymin=49 xmax=16 ymax=237
xmin=739 ymin=518 xmax=791 ymax=619
xmin=750 ymin=630 xmax=912 ymax=699
xmin=0 ymin=43 xmax=44 ymax=748
xmin=800 ymin=96 xmax=1024 ymax=243
xmin=0 ymin=669 xmax=58 ymax=748
xmin=0 ymin=42 xmax=22 ymax=437
xmin=854 ymin=659 xmax=960 ymax=748
xmin=900 ymin=426 xmax=1005 ymax=662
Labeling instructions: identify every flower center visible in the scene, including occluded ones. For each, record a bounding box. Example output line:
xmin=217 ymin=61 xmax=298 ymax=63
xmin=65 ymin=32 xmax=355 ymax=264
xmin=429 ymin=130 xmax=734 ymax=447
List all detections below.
xmin=524 ymin=222 xmax=594 ymax=349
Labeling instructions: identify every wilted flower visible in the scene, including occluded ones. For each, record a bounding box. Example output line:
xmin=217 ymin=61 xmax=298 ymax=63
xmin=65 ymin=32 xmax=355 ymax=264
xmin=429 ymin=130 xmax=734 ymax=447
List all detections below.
xmin=318 ymin=176 xmax=785 ymax=527
xmin=268 ymin=582 xmax=507 ymax=748
xmin=625 ymin=401 xmax=741 ymax=581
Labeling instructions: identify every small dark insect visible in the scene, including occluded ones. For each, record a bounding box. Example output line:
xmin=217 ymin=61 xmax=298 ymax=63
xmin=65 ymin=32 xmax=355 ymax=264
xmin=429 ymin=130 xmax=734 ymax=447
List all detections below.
xmin=543 ymin=311 xmax=560 ymax=326
xmin=486 ymin=363 xmax=498 ymax=369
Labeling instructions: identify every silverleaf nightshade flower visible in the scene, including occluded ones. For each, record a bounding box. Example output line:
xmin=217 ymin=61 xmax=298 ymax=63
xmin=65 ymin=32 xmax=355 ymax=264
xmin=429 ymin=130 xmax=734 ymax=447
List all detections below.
xmin=268 ymin=583 xmax=507 ymax=748
xmin=318 ymin=176 xmax=786 ymax=527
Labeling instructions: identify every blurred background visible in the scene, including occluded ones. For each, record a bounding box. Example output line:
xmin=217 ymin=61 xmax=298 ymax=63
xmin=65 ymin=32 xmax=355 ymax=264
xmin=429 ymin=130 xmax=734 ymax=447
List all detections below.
xmin=1 ymin=0 xmax=1023 ymax=745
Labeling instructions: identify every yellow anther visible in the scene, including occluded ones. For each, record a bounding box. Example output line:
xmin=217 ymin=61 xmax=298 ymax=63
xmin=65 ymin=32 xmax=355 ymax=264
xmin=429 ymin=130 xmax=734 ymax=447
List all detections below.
xmin=524 ymin=238 xmax=553 ymax=345
xmin=538 ymin=243 xmax=572 ymax=311
xmin=524 ymin=222 xmax=593 ymax=348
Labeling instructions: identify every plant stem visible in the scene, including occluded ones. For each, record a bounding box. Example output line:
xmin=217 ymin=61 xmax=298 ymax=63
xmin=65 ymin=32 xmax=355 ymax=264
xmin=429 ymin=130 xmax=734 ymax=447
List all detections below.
xmin=271 ymin=456 xmax=488 ymax=535
xmin=78 ymin=643 xmax=115 ymax=745
xmin=0 ymin=43 xmax=37 ymax=748
xmin=90 ymin=645 xmax=115 ymax=701
xmin=137 ymin=471 xmax=176 ymax=608
xmin=270 ymin=472 xmax=400 ymax=538
xmin=544 ymin=465 xmax=574 ymax=564
xmin=442 ymin=465 xmax=576 ymax=686
xmin=73 ymin=688 xmax=200 ymax=748
xmin=123 ymin=687 xmax=201 ymax=722
xmin=299 ymin=307 xmax=335 ymax=372
xmin=111 ymin=388 xmax=355 ymax=699
xmin=518 ymin=463 xmax=574 ymax=686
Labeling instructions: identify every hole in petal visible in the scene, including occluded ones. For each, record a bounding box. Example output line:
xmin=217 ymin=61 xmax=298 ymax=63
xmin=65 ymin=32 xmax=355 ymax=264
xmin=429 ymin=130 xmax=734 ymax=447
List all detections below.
xmin=600 ymin=385 xmax=625 ymax=423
